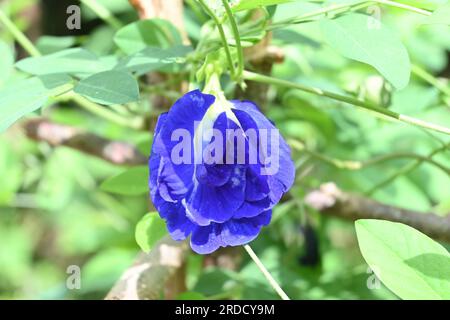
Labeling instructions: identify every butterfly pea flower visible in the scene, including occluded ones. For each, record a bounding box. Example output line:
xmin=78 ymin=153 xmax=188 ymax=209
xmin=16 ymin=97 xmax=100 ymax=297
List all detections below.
xmin=149 ymin=90 xmax=295 ymax=254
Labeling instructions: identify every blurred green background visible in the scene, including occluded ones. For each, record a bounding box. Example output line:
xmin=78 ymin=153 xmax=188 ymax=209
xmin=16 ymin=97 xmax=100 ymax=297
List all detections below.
xmin=0 ymin=0 xmax=449 ymax=299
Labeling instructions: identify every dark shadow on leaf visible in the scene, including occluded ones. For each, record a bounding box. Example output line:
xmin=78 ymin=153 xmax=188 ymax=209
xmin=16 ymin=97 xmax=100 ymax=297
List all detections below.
xmin=405 ymin=253 xmax=450 ymax=280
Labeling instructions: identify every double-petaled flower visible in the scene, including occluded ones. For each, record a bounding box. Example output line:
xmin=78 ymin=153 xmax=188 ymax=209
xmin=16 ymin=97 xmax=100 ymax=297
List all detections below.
xmin=149 ymin=90 xmax=295 ymax=254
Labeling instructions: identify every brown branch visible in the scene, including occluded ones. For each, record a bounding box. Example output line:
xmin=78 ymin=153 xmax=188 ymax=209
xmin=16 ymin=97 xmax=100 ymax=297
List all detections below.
xmin=23 ymin=119 xmax=147 ymax=166
xmin=105 ymin=236 xmax=188 ymax=300
xmin=305 ymin=183 xmax=450 ymax=243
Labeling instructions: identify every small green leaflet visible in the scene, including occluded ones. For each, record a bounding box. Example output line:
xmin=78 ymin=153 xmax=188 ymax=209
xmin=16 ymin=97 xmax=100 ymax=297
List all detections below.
xmin=114 ymin=19 xmax=183 ymax=54
xmin=74 ymin=70 xmax=140 ymax=105
xmin=232 ymin=0 xmax=294 ymax=12
xmin=100 ymin=165 xmax=148 ymax=196
xmin=423 ymin=3 xmax=450 ymax=25
xmin=355 ymin=219 xmax=450 ymax=300
xmin=135 ymin=212 xmax=168 ymax=253
xmin=115 ymin=45 xmax=193 ymax=75
xmin=0 ymin=74 xmax=73 ymax=133
xmin=321 ymin=13 xmax=411 ymax=90
xmin=16 ymin=48 xmax=113 ymax=76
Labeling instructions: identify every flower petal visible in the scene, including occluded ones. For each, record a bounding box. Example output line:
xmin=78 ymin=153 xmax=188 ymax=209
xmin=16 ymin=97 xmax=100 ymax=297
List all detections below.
xmin=231 ymin=100 xmax=295 ymax=194
xmin=152 ymin=90 xmax=215 ymax=200
xmin=184 ymin=165 xmax=246 ymax=225
xmin=152 ymin=192 xmax=195 ymax=241
xmin=190 ymin=210 xmax=272 ymax=254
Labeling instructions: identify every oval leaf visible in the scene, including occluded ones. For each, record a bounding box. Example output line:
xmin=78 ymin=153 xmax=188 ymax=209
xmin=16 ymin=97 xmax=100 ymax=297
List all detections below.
xmin=0 ymin=74 xmax=73 ymax=133
xmin=16 ymin=48 xmax=111 ymax=76
xmin=100 ymin=166 xmax=148 ymax=196
xmin=115 ymin=45 xmax=192 ymax=75
xmin=321 ymin=13 xmax=410 ymax=89
xmin=114 ymin=19 xmax=182 ymax=54
xmin=74 ymin=70 xmax=139 ymax=105
xmin=135 ymin=212 xmax=168 ymax=253
xmin=355 ymin=219 xmax=450 ymax=300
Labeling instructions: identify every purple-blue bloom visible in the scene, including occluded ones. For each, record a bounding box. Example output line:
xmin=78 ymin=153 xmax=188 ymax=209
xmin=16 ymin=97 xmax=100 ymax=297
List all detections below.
xmin=149 ymin=90 xmax=295 ymax=254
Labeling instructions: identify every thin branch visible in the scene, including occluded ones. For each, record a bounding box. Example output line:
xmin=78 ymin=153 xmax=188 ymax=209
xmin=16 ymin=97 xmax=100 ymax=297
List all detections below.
xmin=23 ymin=119 xmax=147 ymax=166
xmin=375 ymin=0 xmax=431 ymax=16
xmin=0 ymin=9 xmax=41 ymax=57
xmin=222 ymin=0 xmax=244 ymax=82
xmin=268 ymin=0 xmax=431 ymax=30
xmin=105 ymin=236 xmax=188 ymax=300
xmin=198 ymin=0 xmax=237 ymax=78
xmin=289 ymin=139 xmax=450 ymax=174
xmin=61 ymin=92 xmax=143 ymax=129
xmin=305 ymin=183 xmax=450 ymax=243
xmin=243 ymin=245 xmax=290 ymax=300
xmin=367 ymin=143 xmax=450 ymax=195
xmin=412 ymin=64 xmax=450 ymax=104
xmin=243 ymin=71 xmax=450 ymax=135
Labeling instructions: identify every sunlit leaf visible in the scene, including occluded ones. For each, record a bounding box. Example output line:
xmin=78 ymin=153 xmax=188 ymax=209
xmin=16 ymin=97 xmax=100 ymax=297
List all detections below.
xmin=355 ymin=219 xmax=450 ymax=300
xmin=135 ymin=212 xmax=167 ymax=253
xmin=100 ymin=165 xmax=148 ymax=195
xmin=115 ymin=45 xmax=192 ymax=75
xmin=74 ymin=70 xmax=139 ymax=105
xmin=0 ymin=74 xmax=73 ymax=133
xmin=16 ymin=48 xmax=112 ymax=76
xmin=114 ymin=19 xmax=182 ymax=54
xmin=321 ymin=13 xmax=411 ymax=89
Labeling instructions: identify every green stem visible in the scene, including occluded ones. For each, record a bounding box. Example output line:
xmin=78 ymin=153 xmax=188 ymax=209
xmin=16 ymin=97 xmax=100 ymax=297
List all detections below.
xmin=198 ymin=0 xmax=237 ymax=78
xmin=269 ymin=1 xmax=365 ymax=29
xmin=374 ymin=0 xmax=432 ymax=16
xmin=268 ymin=0 xmax=431 ymax=30
xmin=0 ymin=9 xmax=41 ymax=57
xmin=243 ymin=71 xmax=450 ymax=136
xmin=289 ymin=139 xmax=450 ymax=174
xmin=186 ymin=0 xmax=209 ymax=22
xmin=63 ymin=93 xmax=143 ymax=129
xmin=243 ymin=245 xmax=290 ymax=300
xmin=221 ymin=0 xmax=244 ymax=82
xmin=366 ymin=143 xmax=450 ymax=195
xmin=412 ymin=64 xmax=450 ymax=99
xmin=80 ymin=0 xmax=123 ymax=30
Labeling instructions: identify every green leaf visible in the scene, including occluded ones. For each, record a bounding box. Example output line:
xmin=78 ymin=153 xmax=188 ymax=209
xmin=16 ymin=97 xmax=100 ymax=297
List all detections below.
xmin=74 ymin=70 xmax=140 ymax=105
xmin=0 ymin=74 xmax=73 ymax=133
xmin=114 ymin=19 xmax=182 ymax=54
xmin=16 ymin=48 xmax=112 ymax=76
xmin=135 ymin=212 xmax=167 ymax=253
xmin=423 ymin=3 xmax=450 ymax=25
xmin=115 ymin=45 xmax=192 ymax=75
xmin=320 ymin=13 xmax=411 ymax=89
xmin=355 ymin=219 xmax=450 ymax=300
xmin=232 ymin=0 xmax=294 ymax=12
xmin=100 ymin=165 xmax=148 ymax=196
xmin=35 ymin=36 xmax=77 ymax=54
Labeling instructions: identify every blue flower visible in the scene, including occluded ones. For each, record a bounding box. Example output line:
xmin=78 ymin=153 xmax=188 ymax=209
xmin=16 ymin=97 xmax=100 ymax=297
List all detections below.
xmin=149 ymin=90 xmax=295 ymax=254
